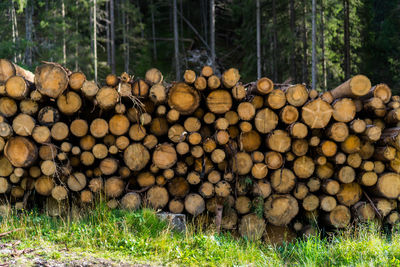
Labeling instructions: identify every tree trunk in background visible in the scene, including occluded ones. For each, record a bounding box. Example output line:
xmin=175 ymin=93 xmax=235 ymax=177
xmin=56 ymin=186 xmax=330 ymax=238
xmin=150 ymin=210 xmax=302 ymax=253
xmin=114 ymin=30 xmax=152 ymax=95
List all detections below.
xmin=210 ymin=0 xmax=215 ymax=68
xmin=106 ymin=0 xmax=111 ymax=67
xmin=201 ymin=0 xmax=208 ymax=45
xmin=311 ymin=0 xmax=316 ymax=89
xmin=320 ymin=0 xmax=327 ymax=90
xmin=272 ymin=0 xmax=277 ymax=82
xmin=344 ymin=0 xmax=350 ymax=79
xmin=25 ymin=0 xmax=33 ymax=67
xmin=302 ymin=0 xmax=308 ymax=85
xmin=289 ymin=0 xmax=296 ymax=82
xmin=93 ymin=0 xmax=98 ymax=83
xmin=173 ymin=0 xmax=180 ymax=80
xmin=122 ymin=0 xmax=129 ymax=72
xmin=256 ymin=0 xmax=261 ymax=79
xmin=62 ymin=0 xmax=66 ymax=65
xmin=75 ymin=0 xmax=79 ymax=70
xmin=10 ymin=0 xmax=17 ymax=62
xmin=110 ymin=0 xmax=116 ymax=74
xmin=151 ymin=0 xmax=157 ymax=61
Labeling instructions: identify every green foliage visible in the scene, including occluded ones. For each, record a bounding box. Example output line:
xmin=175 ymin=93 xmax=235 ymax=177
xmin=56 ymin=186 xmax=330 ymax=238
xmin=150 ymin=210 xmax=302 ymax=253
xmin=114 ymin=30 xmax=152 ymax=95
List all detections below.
xmin=2 ymin=207 xmax=400 ymax=266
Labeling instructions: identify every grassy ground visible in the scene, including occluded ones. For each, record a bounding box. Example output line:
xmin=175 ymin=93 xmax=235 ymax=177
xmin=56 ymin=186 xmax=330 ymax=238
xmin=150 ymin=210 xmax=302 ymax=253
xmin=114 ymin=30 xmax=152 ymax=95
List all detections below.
xmin=0 ymin=204 xmax=400 ymax=266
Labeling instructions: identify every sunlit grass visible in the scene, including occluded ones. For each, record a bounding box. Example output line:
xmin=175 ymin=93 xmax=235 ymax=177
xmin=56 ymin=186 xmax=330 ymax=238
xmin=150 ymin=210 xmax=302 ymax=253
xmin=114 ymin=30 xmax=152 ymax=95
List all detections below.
xmin=1 ymin=204 xmax=400 ymax=266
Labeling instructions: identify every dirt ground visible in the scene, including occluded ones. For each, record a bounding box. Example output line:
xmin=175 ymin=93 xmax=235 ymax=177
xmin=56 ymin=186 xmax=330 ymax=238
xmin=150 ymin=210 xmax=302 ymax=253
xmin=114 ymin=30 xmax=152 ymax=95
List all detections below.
xmin=0 ymin=241 xmax=155 ymax=267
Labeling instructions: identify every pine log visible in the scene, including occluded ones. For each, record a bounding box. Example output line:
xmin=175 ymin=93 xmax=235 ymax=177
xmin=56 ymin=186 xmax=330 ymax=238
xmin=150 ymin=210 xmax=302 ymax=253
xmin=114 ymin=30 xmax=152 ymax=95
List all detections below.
xmin=168 ymin=83 xmax=200 ymax=115
xmin=264 ymin=194 xmax=299 ymax=226
xmin=329 ymin=75 xmax=371 ymax=99
xmin=206 ymin=89 xmax=232 ymax=114
xmin=302 ymin=98 xmax=333 ymax=128
xmin=35 ymin=63 xmax=69 ymax=98
xmin=270 ymin=168 xmax=296 ymax=193
xmin=5 ymin=137 xmax=37 ymax=167
xmin=285 ymin=84 xmax=308 ymax=107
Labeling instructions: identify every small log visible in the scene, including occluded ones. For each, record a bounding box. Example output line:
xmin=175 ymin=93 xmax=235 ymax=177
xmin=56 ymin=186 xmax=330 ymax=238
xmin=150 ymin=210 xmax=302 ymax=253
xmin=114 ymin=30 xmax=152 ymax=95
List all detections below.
xmin=329 ymin=75 xmax=371 ymax=99
xmin=206 ymin=89 xmax=232 ymax=114
xmin=270 ymin=168 xmax=296 ymax=193
xmin=267 ymin=89 xmax=286 ymax=109
xmin=264 ymin=194 xmax=299 ymax=226
xmin=323 ymin=205 xmax=351 ymax=228
xmin=168 ymin=83 xmax=200 ymax=115
xmin=5 ymin=136 xmax=37 ymax=167
xmin=301 ymin=98 xmax=333 ymax=129
xmin=285 ymin=84 xmax=308 ymax=107
xmin=336 ymin=182 xmax=362 ymax=206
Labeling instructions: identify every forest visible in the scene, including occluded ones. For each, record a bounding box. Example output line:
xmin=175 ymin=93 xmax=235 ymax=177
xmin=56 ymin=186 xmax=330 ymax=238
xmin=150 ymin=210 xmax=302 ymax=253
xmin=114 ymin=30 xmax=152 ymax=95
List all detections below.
xmin=0 ymin=0 xmax=399 ymax=92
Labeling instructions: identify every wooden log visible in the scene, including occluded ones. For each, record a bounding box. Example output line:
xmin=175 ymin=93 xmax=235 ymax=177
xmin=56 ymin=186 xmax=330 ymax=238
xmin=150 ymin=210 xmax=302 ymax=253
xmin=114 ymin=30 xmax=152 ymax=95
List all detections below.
xmin=51 ymin=122 xmax=69 ymax=141
xmin=81 ymin=80 xmax=99 ymax=97
xmin=145 ymin=68 xmax=163 ymax=85
xmin=20 ymin=99 xmax=38 ymax=115
xmin=183 ymin=70 xmax=196 ymax=84
xmin=302 ymin=98 xmax=333 ymax=129
xmin=352 ymin=201 xmax=375 ymax=222
xmin=146 ymin=186 xmax=169 ymax=209
xmin=373 ymin=172 xmax=400 ymax=199
xmin=12 ymin=114 xmax=35 ymax=136
xmin=327 ymin=122 xmax=349 ymax=142
xmin=153 ymin=143 xmax=177 ymax=169
xmin=240 ymin=130 xmax=261 ymax=152
xmin=285 ymin=84 xmax=308 ymax=107
xmin=5 ymin=137 xmax=37 ymax=167
xmin=237 ymin=102 xmax=256 ymax=121
xmin=0 ymin=59 xmax=33 ymax=83
xmin=267 ymin=89 xmax=286 ymax=109
xmin=303 ymin=194 xmax=319 ymax=211
xmin=293 ymin=156 xmax=315 ymax=179
xmin=69 ymin=71 xmax=86 ymax=90
xmin=319 ymin=140 xmax=337 ymax=157
xmin=222 ymin=68 xmax=240 ymax=88
xmin=199 ymin=182 xmax=215 ymax=198
xmin=347 ymin=153 xmax=362 ymax=168
xmin=105 ymin=177 xmax=125 ymax=198
xmin=280 ymin=105 xmax=299 ymax=124
xmin=238 ymin=213 xmax=266 ymax=241
xmin=256 ymin=77 xmax=273 ymax=94
xmin=168 ymin=83 xmax=200 ymax=115
xmin=270 ymin=168 xmax=296 ymax=193
xmin=124 ymin=143 xmax=150 ymax=171
xmin=0 ymin=97 xmax=17 ymax=117
xmin=0 ymin=156 xmax=13 ymax=177
xmin=35 ymin=176 xmax=54 ymax=196
xmin=5 ymin=75 xmax=29 ymax=100
xmin=184 ymin=193 xmax=205 ymax=216
xmin=336 ymin=182 xmax=362 ymax=206
xmin=292 ymin=139 xmax=308 ymax=156
xmin=51 ymin=186 xmax=68 ymax=201
xmin=70 ymin=119 xmax=88 ymax=138
xmin=289 ymin=122 xmax=308 ymax=139
xmin=96 ymin=86 xmax=119 ymax=109
xmin=232 ymin=152 xmax=253 ymax=175
xmin=316 ymin=162 xmax=334 ymax=179
xmin=329 ymin=75 xmax=371 ymax=99
xmin=265 ymin=151 xmax=283 ymax=169
xmin=341 ymin=135 xmax=361 ymax=154
xmin=264 ymin=194 xmax=299 ymax=226
xmin=38 ymin=106 xmax=59 ymax=126
xmin=366 ymin=83 xmax=392 ymax=103
xmin=338 ymin=166 xmax=355 ymax=183
xmin=319 ymin=195 xmax=337 ymax=212
xmin=266 ymin=130 xmax=291 ymax=153
xmin=57 ymin=91 xmax=82 ymax=115
xmin=194 ymin=76 xmax=207 ymax=91
xmin=323 ymin=205 xmax=351 ymax=228
xmin=35 ymin=63 xmax=69 ymax=98
xmin=132 ymin=79 xmax=150 ymax=97
xmin=206 ymin=89 xmax=232 ymax=114
xmin=332 ymin=98 xmax=356 ymax=122
xmin=67 ymin=172 xmax=87 ymax=192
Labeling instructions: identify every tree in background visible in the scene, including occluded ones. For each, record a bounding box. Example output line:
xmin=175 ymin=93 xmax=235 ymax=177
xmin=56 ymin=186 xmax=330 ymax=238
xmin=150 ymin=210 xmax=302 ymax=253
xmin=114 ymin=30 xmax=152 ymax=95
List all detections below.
xmin=0 ymin=0 xmax=399 ymax=91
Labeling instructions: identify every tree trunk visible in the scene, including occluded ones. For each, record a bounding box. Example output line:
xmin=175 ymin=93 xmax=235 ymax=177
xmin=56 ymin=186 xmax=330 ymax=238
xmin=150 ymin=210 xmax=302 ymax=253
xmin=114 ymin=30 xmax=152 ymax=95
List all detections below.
xmin=106 ymin=0 xmax=111 ymax=67
xmin=289 ymin=0 xmax=296 ymax=82
xmin=173 ymin=0 xmax=180 ymax=80
xmin=320 ymin=0 xmax=327 ymax=89
xmin=110 ymin=0 xmax=116 ymax=74
xmin=344 ymin=0 xmax=350 ymax=79
xmin=93 ymin=0 xmax=98 ymax=83
xmin=62 ymin=0 xmax=66 ymax=65
xmin=311 ymin=0 xmax=316 ymax=89
xmin=210 ymin=0 xmax=215 ymax=68
xmin=302 ymin=0 xmax=308 ymax=84
xmin=272 ymin=0 xmax=278 ymax=81
xmin=151 ymin=0 xmax=157 ymax=60
xmin=256 ymin=0 xmax=261 ymax=79
xmin=25 ymin=0 xmax=33 ymax=67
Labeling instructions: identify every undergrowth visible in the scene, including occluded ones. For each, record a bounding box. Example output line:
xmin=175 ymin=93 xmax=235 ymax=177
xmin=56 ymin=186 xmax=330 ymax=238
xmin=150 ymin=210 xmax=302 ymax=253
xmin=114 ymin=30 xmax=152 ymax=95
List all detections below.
xmin=1 ymin=204 xmax=400 ymax=266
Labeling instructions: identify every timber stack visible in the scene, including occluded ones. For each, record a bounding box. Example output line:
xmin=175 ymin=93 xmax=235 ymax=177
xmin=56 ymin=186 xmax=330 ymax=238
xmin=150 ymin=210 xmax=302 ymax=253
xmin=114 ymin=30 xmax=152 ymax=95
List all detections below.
xmin=0 ymin=58 xmax=400 ymax=243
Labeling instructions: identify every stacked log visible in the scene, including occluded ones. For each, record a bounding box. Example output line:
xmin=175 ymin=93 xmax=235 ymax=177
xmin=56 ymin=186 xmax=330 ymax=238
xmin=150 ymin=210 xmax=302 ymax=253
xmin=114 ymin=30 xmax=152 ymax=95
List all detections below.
xmin=1 ymin=58 xmax=400 ymax=241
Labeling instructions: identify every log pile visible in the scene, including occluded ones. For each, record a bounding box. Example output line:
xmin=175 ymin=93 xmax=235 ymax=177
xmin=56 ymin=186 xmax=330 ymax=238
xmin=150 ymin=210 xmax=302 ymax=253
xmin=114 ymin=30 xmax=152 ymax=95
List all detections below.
xmin=0 ymin=58 xmax=400 ymax=241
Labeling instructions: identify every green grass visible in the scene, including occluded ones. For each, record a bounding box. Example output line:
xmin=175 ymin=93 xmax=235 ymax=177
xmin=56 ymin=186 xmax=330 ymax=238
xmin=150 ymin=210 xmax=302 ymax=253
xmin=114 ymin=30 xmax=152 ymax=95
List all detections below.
xmin=1 ymin=204 xmax=400 ymax=266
